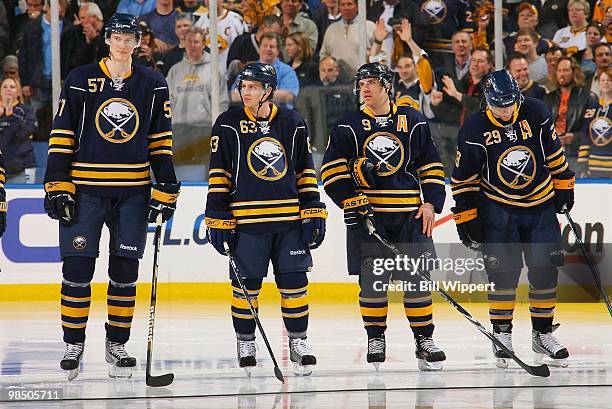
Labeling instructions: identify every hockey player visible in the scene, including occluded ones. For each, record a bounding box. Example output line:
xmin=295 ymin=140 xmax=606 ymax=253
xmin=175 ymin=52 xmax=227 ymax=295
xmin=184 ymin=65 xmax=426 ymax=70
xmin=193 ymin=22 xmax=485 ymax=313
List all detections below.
xmin=322 ymin=62 xmax=447 ymax=372
xmin=205 ymin=63 xmax=327 ymax=376
xmin=578 ymin=68 xmax=611 ymax=177
xmin=0 ymin=151 xmax=6 ymax=238
xmin=45 ymin=13 xmax=180 ymax=381
xmin=451 ymin=70 xmax=574 ymax=368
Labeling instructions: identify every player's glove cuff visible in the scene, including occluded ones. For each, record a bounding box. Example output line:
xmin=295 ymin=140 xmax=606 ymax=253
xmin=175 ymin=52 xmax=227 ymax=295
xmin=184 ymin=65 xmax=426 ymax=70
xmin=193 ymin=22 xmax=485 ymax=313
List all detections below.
xmin=347 ymin=157 xmax=377 ymax=189
xmin=205 ymin=209 xmax=237 ymax=255
xmin=552 ymin=170 xmax=575 ymax=213
xmin=148 ymin=182 xmax=181 ymax=223
xmin=451 ymin=206 xmax=484 ymax=250
xmin=300 ymin=202 xmax=328 ymax=220
xmin=44 ymin=181 xmax=76 ymax=194
xmin=205 ymin=209 xmax=237 ymax=229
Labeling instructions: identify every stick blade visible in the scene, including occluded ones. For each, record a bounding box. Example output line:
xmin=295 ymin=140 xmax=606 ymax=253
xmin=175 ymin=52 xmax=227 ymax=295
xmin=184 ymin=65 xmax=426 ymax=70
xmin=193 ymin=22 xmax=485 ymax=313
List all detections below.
xmin=526 ymin=364 xmax=550 ymax=378
xmin=146 ymin=372 xmax=174 ymax=387
xmin=273 ymin=366 xmax=285 ymax=383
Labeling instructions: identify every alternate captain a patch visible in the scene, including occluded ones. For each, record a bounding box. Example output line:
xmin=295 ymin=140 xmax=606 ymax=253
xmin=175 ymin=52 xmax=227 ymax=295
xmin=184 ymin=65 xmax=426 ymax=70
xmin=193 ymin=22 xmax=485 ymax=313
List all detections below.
xmin=247 ymin=137 xmax=287 ymax=181
xmin=95 ymin=98 xmax=140 ymax=143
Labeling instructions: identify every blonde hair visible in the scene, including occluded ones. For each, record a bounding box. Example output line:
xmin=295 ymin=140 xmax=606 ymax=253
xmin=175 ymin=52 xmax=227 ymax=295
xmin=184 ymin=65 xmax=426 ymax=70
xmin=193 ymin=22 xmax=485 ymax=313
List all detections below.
xmin=1 ymin=77 xmax=24 ymax=104
xmin=287 ymin=32 xmax=313 ymax=61
xmin=568 ymin=0 xmax=590 ymax=15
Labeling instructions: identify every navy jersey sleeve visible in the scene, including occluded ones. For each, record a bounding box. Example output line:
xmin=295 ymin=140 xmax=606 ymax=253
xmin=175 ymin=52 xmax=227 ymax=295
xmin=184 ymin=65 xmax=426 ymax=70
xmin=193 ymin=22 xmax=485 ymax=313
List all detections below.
xmin=539 ymin=106 xmax=570 ymax=177
xmin=206 ymin=115 xmax=234 ymax=213
xmin=148 ymin=74 xmax=177 ymax=184
xmin=412 ymin=120 xmax=446 ymax=213
xmin=0 ymin=150 xmax=5 ymax=189
xmin=293 ymin=118 xmax=322 ymax=210
xmin=45 ymin=71 xmax=83 ymax=184
xmin=451 ymin=125 xmax=485 ymax=209
xmin=321 ymin=122 xmax=359 ymax=209
xmin=578 ymin=99 xmax=599 ymax=165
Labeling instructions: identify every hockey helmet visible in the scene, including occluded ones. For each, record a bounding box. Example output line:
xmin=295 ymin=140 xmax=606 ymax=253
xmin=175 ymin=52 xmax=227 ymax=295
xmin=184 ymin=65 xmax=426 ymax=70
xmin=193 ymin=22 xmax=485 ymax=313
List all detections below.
xmin=104 ymin=13 xmax=141 ymax=45
xmin=238 ymin=63 xmax=278 ymax=93
xmin=483 ymin=70 xmax=521 ymax=108
xmin=353 ymin=62 xmax=393 ymax=96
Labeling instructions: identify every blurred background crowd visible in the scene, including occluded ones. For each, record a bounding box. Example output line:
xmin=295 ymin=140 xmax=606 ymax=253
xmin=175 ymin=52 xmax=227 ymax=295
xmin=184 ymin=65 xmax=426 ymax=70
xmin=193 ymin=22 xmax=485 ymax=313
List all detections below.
xmin=0 ymin=0 xmax=610 ymax=182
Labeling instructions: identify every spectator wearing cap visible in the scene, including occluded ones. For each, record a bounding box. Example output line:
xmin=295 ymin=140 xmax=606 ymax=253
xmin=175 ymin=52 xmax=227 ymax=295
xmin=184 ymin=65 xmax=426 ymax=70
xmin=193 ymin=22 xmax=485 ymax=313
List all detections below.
xmin=319 ymin=0 xmax=375 ymax=77
xmin=586 ymin=43 xmax=612 ymax=96
xmin=2 ymin=55 xmax=19 ymax=81
xmin=139 ymin=0 xmax=179 ymax=55
xmin=280 ymin=0 xmax=318 ymax=54
xmin=507 ymin=52 xmax=547 ymax=100
xmin=311 ymin=0 xmax=341 ymax=53
xmin=553 ymin=0 xmax=589 ymax=57
xmin=231 ymin=33 xmax=300 ymax=109
xmin=524 ymin=0 xmax=568 ymax=40
xmin=543 ymin=56 xmax=597 ymax=155
xmin=578 ymin=21 xmax=607 ymax=76
xmin=285 ymin=31 xmax=317 ymax=87
xmin=514 ymin=29 xmax=547 ymax=82
xmin=504 ymin=2 xmax=550 ymax=57
xmin=60 ymin=2 xmax=107 ymax=78
xmin=158 ymin=13 xmax=193 ymax=76
xmin=116 ymin=0 xmax=156 ymax=17
xmin=176 ymin=0 xmax=207 ymax=24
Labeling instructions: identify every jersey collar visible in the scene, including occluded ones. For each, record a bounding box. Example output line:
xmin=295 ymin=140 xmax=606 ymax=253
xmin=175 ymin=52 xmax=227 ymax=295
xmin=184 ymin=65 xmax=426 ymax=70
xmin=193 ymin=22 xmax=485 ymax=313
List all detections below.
xmin=485 ymin=102 xmax=520 ymax=128
xmin=244 ymin=103 xmax=278 ymax=122
xmin=99 ymin=58 xmax=133 ymax=81
xmin=362 ymin=102 xmax=398 ymax=119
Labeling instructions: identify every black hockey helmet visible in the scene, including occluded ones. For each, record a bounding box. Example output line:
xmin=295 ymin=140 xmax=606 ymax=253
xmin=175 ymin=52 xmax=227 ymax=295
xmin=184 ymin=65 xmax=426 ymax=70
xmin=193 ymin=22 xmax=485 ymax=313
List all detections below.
xmin=353 ymin=62 xmax=393 ymax=96
xmin=238 ymin=63 xmax=278 ymax=93
xmin=104 ymin=13 xmax=141 ymax=44
xmin=483 ymin=69 xmax=521 ymax=108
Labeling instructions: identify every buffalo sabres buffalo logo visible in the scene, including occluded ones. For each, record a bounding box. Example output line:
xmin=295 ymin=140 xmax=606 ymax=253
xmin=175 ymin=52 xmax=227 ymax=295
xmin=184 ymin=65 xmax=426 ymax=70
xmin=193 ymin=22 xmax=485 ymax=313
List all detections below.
xmin=73 ymin=236 xmax=87 ymax=250
xmin=363 ymin=132 xmax=404 ymax=176
xmin=421 ymin=0 xmax=447 ymax=24
xmin=497 ymin=146 xmax=536 ymax=189
xmin=95 ymin=98 xmax=139 ymax=143
xmin=589 ymin=116 xmax=611 ymax=147
xmin=247 ymin=137 xmax=287 ymax=181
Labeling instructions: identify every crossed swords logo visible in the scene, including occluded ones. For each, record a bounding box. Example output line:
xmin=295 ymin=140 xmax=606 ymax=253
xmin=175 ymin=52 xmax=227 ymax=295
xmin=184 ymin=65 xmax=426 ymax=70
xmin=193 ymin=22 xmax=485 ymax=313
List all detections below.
xmin=590 ymin=118 xmax=611 ymax=147
xmin=252 ymin=149 xmax=283 ymax=176
xmin=366 ymin=138 xmax=400 ymax=173
xmin=101 ymin=108 xmax=136 ymax=139
xmin=500 ymin=151 xmax=533 ymax=186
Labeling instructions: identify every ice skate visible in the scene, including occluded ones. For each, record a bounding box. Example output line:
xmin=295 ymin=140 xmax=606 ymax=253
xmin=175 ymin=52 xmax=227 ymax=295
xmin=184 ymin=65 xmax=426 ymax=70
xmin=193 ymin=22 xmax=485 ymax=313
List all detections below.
xmin=60 ymin=342 xmax=84 ymax=381
xmin=532 ymin=324 xmax=569 ymax=368
xmin=289 ymin=337 xmax=316 ymax=376
xmin=237 ymin=338 xmax=257 ymax=377
xmin=105 ymin=338 xmax=136 ymax=378
xmin=415 ymin=335 xmax=446 ymax=371
xmin=367 ymin=336 xmax=386 ymax=373
xmin=492 ymin=324 xmax=514 ymax=368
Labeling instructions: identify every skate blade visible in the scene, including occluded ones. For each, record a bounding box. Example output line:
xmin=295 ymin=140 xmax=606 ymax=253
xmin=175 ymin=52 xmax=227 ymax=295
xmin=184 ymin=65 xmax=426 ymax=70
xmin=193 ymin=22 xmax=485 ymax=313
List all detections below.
xmin=417 ymin=359 xmax=443 ymax=372
xmin=292 ymin=363 xmax=313 ymax=376
xmin=108 ymin=363 xmax=133 ymax=379
xmin=242 ymin=367 xmax=253 ymax=378
xmin=534 ymin=352 xmax=568 ymax=368
xmin=372 ymin=362 xmax=381 ymax=373
xmin=495 ymin=357 xmax=510 ymax=369
xmin=66 ymin=366 xmax=81 ymax=382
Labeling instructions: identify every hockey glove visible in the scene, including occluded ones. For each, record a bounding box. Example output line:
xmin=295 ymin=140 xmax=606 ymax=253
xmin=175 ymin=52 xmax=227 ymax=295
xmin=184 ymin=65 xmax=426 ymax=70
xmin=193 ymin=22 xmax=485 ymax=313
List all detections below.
xmin=552 ymin=170 xmax=575 ymax=214
xmin=148 ymin=182 xmax=181 ymax=223
xmin=0 ymin=188 xmax=6 ymax=237
xmin=342 ymin=195 xmax=375 ymax=234
xmin=300 ymin=205 xmax=328 ymax=249
xmin=44 ymin=181 xmax=76 ymax=225
xmin=205 ymin=209 xmax=237 ymax=255
xmin=451 ymin=207 xmax=484 ymax=250
xmin=347 ymin=157 xmax=377 ymax=189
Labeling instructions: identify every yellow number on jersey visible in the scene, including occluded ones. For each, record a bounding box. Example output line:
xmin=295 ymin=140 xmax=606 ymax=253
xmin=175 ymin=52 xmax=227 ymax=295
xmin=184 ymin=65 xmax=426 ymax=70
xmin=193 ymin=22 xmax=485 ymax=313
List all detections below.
xmin=239 ymin=120 xmax=257 ymax=134
xmin=210 ymin=135 xmax=219 ymax=153
xmin=484 ymin=130 xmax=502 ymax=146
xmin=584 ymin=108 xmax=596 ymax=119
xmin=455 ymin=150 xmax=461 ymax=167
xmin=362 ymin=119 xmax=372 ymax=131
xmin=87 ymin=78 xmax=105 ymax=92
xmin=164 ymin=101 xmax=172 ymax=118
xmin=57 ymin=99 xmax=66 ymax=117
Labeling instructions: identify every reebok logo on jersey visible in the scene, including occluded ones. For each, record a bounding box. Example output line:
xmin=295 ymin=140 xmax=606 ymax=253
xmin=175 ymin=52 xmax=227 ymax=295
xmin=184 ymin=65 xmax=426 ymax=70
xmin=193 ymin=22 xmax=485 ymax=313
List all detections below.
xmin=290 ymin=249 xmax=306 ymax=256
xmin=120 ymin=244 xmax=138 ymax=251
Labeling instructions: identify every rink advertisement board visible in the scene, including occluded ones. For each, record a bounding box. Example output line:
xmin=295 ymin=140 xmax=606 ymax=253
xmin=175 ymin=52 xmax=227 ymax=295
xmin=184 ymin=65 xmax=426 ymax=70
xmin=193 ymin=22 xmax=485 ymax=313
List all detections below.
xmin=0 ymin=181 xmax=610 ymax=285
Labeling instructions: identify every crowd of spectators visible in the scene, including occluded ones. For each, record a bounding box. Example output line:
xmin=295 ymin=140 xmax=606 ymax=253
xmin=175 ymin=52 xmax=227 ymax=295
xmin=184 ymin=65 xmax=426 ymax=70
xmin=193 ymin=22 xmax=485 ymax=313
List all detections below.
xmin=0 ymin=0 xmax=610 ymax=181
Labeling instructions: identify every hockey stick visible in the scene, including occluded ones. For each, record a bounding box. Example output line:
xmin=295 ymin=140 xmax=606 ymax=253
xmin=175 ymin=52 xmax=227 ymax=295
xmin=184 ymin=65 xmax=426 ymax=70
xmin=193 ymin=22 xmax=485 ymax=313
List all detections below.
xmin=563 ymin=209 xmax=612 ymax=317
xmin=366 ymin=222 xmax=550 ymax=377
xmin=224 ymin=243 xmax=285 ymax=383
xmin=146 ymin=215 xmax=175 ymax=387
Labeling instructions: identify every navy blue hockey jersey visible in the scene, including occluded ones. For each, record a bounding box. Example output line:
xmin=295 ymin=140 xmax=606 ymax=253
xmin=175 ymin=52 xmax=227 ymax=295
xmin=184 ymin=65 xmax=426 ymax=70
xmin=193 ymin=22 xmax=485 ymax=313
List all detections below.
xmin=322 ymin=104 xmax=446 ymax=214
xmin=205 ymin=104 xmax=322 ymax=233
xmin=413 ymin=0 xmax=473 ymax=54
xmin=579 ymin=98 xmax=611 ymax=176
xmin=451 ymin=97 xmax=569 ymax=209
xmin=45 ymin=58 xmax=177 ymax=197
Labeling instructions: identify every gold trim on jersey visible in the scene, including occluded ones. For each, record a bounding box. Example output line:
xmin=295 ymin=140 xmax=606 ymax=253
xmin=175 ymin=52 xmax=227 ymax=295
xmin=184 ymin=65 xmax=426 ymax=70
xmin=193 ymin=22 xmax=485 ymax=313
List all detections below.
xmin=480 ymin=175 xmax=555 ymax=207
xmin=244 ymin=103 xmax=278 ymax=122
xmin=99 ymin=58 xmax=133 ymax=80
xmin=485 ymin=104 xmax=520 ymax=128
xmin=496 ymin=146 xmax=537 ymax=189
xmin=229 ymin=198 xmax=301 ymax=225
xmin=95 ymin=98 xmax=140 ymax=143
xmin=362 ymin=103 xmax=398 ymax=119
xmin=70 ymin=162 xmax=151 ymax=186
xmin=247 ymin=137 xmax=287 ymax=181
xmin=361 ymin=189 xmax=422 ymax=212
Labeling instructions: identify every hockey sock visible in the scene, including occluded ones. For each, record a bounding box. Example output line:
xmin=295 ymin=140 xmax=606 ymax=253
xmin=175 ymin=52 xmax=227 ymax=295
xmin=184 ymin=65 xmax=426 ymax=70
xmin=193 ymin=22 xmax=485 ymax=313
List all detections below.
xmin=276 ymin=273 xmax=309 ymax=337
xmin=231 ymin=278 xmax=262 ymax=337
xmin=529 ymin=287 xmax=556 ymax=331
xmin=360 ymin=294 xmax=388 ymax=338
xmin=61 ymin=281 xmax=91 ymax=343
xmin=105 ymin=280 xmax=136 ymax=344
xmin=488 ymin=288 xmax=516 ymax=327
xmin=404 ymin=293 xmax=434 ymax=337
